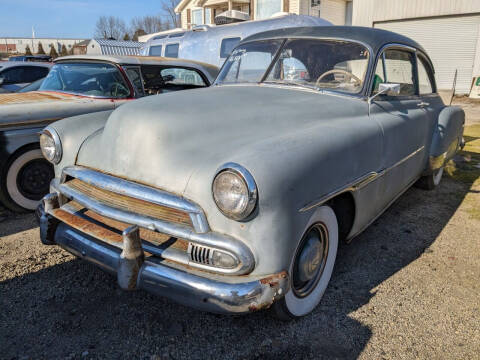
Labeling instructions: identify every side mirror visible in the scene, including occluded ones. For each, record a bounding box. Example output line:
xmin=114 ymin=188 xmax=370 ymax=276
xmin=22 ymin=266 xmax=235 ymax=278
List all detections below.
xmin=368 ymin=82 xmax=400 ymax=105
xmin=378 ymin=83 xmax=400 ymax=96
xmin=0 ymin=78 xmax=4 ymax=86
xmin=367 ymin=83 xmax=401 ymax=116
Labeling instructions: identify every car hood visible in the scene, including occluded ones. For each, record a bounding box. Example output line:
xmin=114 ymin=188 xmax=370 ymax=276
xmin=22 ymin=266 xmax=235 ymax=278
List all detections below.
xmin=0 ymin=91 xmax=121 ymax=128
xmin=76 ymin=85 xmax=368 ymax=196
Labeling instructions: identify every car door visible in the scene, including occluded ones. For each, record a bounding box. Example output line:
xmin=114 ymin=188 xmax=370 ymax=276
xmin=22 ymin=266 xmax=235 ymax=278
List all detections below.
xmin=416 ymin=52 xmax=445 ymax=138
xmin=370 ymin=46 xmax=436 ymax=211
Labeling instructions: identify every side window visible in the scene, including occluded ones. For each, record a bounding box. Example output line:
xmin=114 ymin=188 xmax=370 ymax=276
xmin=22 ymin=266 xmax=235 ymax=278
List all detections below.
xmin=23 ymin=67 xmax=49 ymax=82
xmin=125 ymin=67 xmax=145 ymax=96
xmin=149 ymin=45 xmax=163 ymax=56
xmin=373 ymin=49 xmax=416 ymax=96
xmin=417 ymin=55 xmax=435 ymax=94
xmin=220 ymin=37 xmax=241 ymax=58
xmin=160 ymin=68 xmax=206 ymax=86
xmin=165 ymin=44 xmax=179 ymax=58
xmin=0 ymin=67 xmax=25 ymax=84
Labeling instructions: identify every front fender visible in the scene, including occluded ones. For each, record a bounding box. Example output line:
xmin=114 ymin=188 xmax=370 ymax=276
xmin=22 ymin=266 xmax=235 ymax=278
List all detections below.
xmin=50 ymin=110 xmax=114 ymax=178
xmin=428 ymin=106 xmax=465 ymax=172
xmin=0 ymin=126 xmax=44 ymax=168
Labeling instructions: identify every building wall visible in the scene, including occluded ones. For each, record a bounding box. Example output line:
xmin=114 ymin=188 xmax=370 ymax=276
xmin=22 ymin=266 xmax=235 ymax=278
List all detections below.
xmin=353 ymin=0 xmax=480 ymax=27
xmin=0 ymin=38 xmax=86 ymax=55
xmin=178 ymin=0 xmax=350 ymax=27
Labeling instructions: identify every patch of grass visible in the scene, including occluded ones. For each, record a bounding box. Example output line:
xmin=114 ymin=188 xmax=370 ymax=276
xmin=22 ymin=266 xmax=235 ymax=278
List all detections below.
xmin=445 ymin=125 xmax=480 ymax=184
xmin=463 ymin=124 xmax=480 ymax=154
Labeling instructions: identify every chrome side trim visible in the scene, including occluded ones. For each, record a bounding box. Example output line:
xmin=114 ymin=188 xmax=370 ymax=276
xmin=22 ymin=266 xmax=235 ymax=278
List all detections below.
xmin=300 ymin=146 xmax=425 ymax=212
xmin=62 ymin=166 xmax=209 ymax=233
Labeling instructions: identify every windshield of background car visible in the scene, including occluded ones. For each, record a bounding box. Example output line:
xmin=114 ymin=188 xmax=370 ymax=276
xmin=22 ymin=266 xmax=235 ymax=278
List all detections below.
xmin=216 ymin=39 xmax=370 ymax=94
xmin=39 ymin=62 xmax=131 ymax=98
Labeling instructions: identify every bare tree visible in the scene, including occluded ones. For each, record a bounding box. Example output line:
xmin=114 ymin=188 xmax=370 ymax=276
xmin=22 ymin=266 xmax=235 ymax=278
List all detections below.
xmin=161 ymin=0 xmax=181 ymax=28
xmin=94 ymin=16 xmax=127 ymax=40
xmin=130 ymin=15 xmax=166 ymax=35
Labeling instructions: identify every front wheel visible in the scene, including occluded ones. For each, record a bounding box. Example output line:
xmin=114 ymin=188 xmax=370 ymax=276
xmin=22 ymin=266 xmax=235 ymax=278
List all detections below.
xmin=273 ymin=206 xmax=338 ymax=320
xmin=0 ymin=147 xmax=54 ymax=212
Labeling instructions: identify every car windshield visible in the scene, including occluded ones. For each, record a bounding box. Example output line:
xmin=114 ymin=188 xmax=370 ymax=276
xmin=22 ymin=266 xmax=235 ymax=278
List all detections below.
xmin=216 ymin=39 xmax=370 ymax=94
xmin=39 ymin=62 xmax=130 ymax=98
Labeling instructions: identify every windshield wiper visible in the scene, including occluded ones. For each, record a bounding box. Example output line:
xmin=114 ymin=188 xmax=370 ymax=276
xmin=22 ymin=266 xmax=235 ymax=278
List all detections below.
xmin=262 ymin=80 xmax=319 ymax=91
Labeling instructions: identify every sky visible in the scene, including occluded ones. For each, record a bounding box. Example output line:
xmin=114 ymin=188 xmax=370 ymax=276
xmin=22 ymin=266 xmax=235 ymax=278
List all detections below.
xmin=0 ymin=0 xmax=167 ymax=38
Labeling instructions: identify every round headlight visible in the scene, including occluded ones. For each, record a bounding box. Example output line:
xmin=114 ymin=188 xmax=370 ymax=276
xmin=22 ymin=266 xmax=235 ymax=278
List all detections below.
xmin=212 ymin=163 xmax=257 ymax=220
xmin=40 ymin=127 xmax=62 ymax=164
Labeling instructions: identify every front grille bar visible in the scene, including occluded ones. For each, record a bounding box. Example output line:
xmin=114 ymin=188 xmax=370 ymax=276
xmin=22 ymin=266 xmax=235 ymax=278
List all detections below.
xmin=51 ymin=166 xmax=255 ymax=275
xmin=62 ymin=166 xmax=209 ymax=233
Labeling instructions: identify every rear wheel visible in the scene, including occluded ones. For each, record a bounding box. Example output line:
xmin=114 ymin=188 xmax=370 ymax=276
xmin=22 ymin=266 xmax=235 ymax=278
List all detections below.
xmin=273 ymin=206 xmax=338 ymax=320
xmin=0 ymin=147 xmax=54 ymax=212
xmin=416 ymin=167 xmax=444 ymax=190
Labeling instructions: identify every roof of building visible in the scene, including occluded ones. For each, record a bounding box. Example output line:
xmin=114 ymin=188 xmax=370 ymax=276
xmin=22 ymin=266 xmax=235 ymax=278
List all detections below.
xmin=54 ymin=55 xmax=220 ymax=82
xmin=241 ymin=26 xmax=427 ymax=54
xmin=91 ymin=39 xmax=144 ymax=56
xmin=74 ymin=39 xmax=91 ymax=47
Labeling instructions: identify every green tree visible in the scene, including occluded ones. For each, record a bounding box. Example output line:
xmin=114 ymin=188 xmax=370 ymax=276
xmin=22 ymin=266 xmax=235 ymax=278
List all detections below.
xmin=60 ymin=44 xmax=68 ymax=57
xmin=49 ymin=43 xmax=58 ymax=58
xmin=25 ymin=45 xmax=32 ymax=55
xmin=132 ymin=28 xmax=146 ymax=41
xmin=123 ymin=33 xmax=131 ymax=41
xmin=37 ymin=41 xmax=46 ymax=55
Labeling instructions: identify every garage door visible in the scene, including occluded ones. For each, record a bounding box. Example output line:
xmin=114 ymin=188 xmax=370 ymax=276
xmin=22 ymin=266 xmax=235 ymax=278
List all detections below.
xmin=375 ymin=15 xmax=480 ymax=94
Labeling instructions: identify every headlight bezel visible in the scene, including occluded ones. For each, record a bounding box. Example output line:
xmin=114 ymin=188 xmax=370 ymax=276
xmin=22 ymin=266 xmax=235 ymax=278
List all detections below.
xmin=40 ymin=126 xmax=62 ymax=165
xmin=212 ymin=162 xmax=258 ymax=221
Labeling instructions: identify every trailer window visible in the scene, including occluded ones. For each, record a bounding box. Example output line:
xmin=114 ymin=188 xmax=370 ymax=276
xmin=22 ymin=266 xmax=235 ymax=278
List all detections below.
xmin=149 ymin=45 xmax=163 ymax=56
xmin=165 ymin=44 xmax=179 ymax=58
xmin=220 ymin=37 xmax=241 ymax=58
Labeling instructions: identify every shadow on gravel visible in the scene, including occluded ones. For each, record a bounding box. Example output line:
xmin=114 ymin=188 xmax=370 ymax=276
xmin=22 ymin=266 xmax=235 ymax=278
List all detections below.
xmin=0 ymin=173 xmax=477 ymax=359
xmin=0 ymin=212 xmax=38 ymax=237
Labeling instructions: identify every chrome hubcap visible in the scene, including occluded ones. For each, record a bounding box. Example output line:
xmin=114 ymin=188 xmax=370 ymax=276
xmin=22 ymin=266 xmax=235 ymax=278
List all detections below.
xmin=292 ymin=224 xmax=329 ymax=298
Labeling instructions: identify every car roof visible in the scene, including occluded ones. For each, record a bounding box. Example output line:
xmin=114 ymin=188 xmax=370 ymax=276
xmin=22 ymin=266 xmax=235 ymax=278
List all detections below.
xmin=0 ymin=61 xmax=53 ymax=69
xmin=241 ymin=26 xmax=427 ymax=55
xmin=54 ymin=55 xmax=220 ymax=82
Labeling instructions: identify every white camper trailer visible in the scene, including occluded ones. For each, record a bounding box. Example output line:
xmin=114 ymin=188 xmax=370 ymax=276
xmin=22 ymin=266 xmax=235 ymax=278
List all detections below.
xmin=140 ymin=14 xmax=331 ymax=67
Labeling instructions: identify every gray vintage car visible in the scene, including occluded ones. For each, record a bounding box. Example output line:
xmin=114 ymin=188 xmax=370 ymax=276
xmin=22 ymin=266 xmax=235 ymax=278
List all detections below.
xmin=0 ymin=55 xmax=218 ymax=212
xmin=38 ymin=27 xmax=464 ymax=319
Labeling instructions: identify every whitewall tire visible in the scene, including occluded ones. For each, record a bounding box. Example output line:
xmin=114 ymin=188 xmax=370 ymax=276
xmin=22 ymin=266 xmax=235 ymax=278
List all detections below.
xmin=1 ymin=148 xmax=53 ymax=211
xmin=273 ymin=205 xmax=338 ymax=320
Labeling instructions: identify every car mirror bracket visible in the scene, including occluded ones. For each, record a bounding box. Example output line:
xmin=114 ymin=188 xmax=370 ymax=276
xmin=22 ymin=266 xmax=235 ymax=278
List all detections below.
xmin=367 ymin=83 xmax=401 ymax=115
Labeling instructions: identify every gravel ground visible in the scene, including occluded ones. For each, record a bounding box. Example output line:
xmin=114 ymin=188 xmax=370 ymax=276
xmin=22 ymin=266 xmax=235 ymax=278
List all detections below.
xmin=1 ymin=126 xmax=479 ymax=359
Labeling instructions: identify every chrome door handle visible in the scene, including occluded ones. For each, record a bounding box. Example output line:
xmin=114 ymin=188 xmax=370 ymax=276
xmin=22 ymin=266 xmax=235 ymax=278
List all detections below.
xmin=417 ymin=101 xmax=430 ymax=107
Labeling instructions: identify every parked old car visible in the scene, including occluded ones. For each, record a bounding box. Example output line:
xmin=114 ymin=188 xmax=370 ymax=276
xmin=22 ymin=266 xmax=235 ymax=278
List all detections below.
xmin=38 ymin=27 xmax=464 ymax=319
xmin=0 ymin=61 xmax=51 ymax=93
xmin=0 ymin=55 xmax=219 ymax=211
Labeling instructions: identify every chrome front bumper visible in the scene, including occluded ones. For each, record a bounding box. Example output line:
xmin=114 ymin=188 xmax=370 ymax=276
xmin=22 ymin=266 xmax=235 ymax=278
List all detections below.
xmin=38 ymin=203 xmax=289 ymax=314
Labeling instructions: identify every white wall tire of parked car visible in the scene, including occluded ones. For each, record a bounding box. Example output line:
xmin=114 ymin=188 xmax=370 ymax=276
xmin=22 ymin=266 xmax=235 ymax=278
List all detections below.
xmin=0 ymin=147 xmax=54 ymax=212
xmin=273 ymin=205 xmax=338 ymax=320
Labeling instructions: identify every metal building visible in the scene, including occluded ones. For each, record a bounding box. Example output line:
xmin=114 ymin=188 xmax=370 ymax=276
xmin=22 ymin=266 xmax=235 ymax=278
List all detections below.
xmin=86 ymin=39 xmax=143 ymax=56
xmin=353 ymin=0 xmax=480 ymax=94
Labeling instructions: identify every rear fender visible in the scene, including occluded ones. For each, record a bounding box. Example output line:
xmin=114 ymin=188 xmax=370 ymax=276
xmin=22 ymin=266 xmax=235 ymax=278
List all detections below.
xmin=427 ymin=106 xmax=465 ymax=173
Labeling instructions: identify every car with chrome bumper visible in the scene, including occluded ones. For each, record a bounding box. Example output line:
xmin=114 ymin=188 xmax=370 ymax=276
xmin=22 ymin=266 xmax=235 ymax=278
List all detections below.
xmin=0 ymin=55 xmax=218 ymax=212
xmin=38 ymin=26 xmax=464 ymax=318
